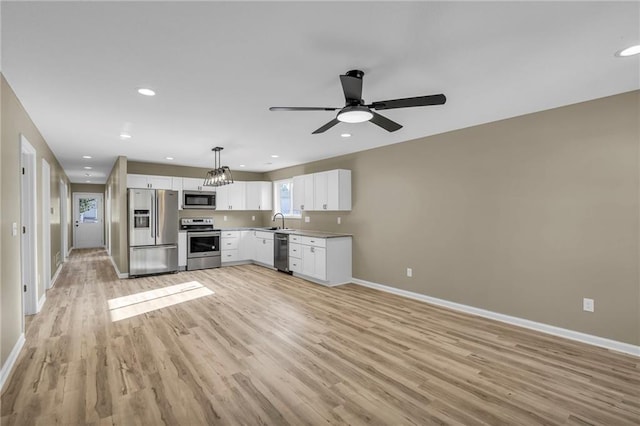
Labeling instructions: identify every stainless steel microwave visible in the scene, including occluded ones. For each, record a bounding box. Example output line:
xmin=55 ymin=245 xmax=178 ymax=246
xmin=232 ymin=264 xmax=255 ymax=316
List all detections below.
xmin=183 ymin=190 xmax=216 ymax=209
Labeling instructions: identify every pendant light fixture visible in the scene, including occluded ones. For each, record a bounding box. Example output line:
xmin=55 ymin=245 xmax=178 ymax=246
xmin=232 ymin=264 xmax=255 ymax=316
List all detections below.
xmin=203 ymin=147 xmax=234 ymax=187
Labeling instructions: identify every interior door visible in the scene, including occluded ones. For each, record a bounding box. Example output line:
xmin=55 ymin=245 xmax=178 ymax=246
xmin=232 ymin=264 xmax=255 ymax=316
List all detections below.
xmin=73 ymin=192 xmax=104 ymax=249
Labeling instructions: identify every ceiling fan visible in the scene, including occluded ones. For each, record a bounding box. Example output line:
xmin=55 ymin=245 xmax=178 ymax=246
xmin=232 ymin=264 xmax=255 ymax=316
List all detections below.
xmin=269 ymin=69 xmax=446 ymax=134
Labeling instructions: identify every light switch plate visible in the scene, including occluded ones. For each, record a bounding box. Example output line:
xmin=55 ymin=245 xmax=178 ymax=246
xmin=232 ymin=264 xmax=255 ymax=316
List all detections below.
xmin=12 ymin=222 xmax=18 ymax=236
xmin=583 ymin=298 xmax=594 ymax=312
xmin=305 ymin=216 xmax=310 ymax=223
xmin=223 ymin=215 xmax=228 ymax=221
xmin=337 ymin=217 xmax=341 ymax=224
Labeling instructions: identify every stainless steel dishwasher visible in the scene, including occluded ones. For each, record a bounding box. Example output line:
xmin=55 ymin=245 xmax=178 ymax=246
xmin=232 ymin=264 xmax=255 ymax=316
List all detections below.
xmin=274 ymin=233 xmax=291 ymax=274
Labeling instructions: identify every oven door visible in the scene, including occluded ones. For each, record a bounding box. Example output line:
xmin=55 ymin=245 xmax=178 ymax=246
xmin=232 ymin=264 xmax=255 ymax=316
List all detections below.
xmin=187 ymin=231 xmax=220 ymax=258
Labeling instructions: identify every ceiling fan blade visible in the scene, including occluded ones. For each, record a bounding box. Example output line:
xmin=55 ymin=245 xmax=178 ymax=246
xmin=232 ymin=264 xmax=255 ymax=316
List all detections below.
xmin=369 ymin=111 xmax=402 ymax=132
xmin=368 ymin=94 xmax=446 ymax=110
xmin=270 ymin=106 xmax=339 ymax=111
xmin=340 ymin=70 xmax=364 ymax=102
xmin=312 ymin=118 xmax=340 ymax=134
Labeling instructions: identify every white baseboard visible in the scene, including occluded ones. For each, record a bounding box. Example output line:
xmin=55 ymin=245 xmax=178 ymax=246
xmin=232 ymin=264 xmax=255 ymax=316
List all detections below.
xmin=50 ymin=263 xmax=63 ymax=288
xmin=109 ymin=255 xmax=128 ymax=279
xmin=352 ymin=278 xmax=640 ymax=357
xmin=0 ymin=333 xmax=25 ymax=391
xmin=37 ymin=293 xmax=46 ymax=312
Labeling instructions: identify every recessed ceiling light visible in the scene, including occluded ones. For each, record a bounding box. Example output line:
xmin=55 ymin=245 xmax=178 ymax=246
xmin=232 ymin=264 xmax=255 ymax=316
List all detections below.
xmin=85 ymin=180 xmax=91 ymax=183
xmin=137 ymin=88 xmax=156 ymax=96
xmin=239 ymin=164 xmax=246 ymax=167
xmin=616 ymin=44 xmax=640 ymax=57
xmin=120 ymin=133 xmax=132 ymax=140
xmin=341 ymin=133 xmax=352 ymax=138
xmin=165 ymin=156 xmax=174 ymax=160
xmin=82 ymin=155 xmax=92 ymax=159
xmin=84 ymin=166 xmax=92 ymax=170
xmin=271 ymin=154 xmax=279 ymax=158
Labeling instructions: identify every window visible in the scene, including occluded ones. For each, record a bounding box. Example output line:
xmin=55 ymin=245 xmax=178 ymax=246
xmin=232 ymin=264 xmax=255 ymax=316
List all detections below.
xmin=273 ymin=179 xmax=301 ymax=218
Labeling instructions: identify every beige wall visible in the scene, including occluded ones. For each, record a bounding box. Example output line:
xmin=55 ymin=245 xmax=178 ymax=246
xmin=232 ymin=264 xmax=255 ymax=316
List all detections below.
xmin=265 ymin=91 xmax=640 ymax=346
xmin=1 ymin=75 xmax=71 ymax=366
xmin=70 ymin=183 xmax=105 ymax=194
xmin=106 ymin=157 xmax=127 ymax=275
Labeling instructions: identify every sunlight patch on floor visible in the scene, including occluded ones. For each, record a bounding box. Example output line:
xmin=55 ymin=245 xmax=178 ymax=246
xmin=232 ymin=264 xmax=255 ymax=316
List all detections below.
xmin=108 ymin=281 xmax=214 ymax=322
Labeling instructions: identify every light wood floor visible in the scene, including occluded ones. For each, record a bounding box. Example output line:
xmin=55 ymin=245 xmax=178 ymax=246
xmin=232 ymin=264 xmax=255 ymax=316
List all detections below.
xmin=2 ymin=249 xmax=639 ymax=425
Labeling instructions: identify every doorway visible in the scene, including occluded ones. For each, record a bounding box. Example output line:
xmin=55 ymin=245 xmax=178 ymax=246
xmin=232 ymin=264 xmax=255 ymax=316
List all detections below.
xmin=73 ymin=192 xmax=104 ymax=249
xmin=42 ymin=159 xmax=51 ymax=289
xmin=20 ymin=135 xmax=38 ymax=316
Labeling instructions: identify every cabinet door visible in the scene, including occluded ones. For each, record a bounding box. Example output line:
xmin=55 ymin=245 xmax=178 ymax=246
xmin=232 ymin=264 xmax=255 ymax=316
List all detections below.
xmin=127 ymin=174 xmax=149 ymax=188
xmin=301 ymin=245 xmax=315 ymax=277
xmin=172 ymin=177 xmax=183 ymax=210
xmin=228 ymin=182 xmax=246 ymax=210
xmin=246 ymin=182 xmax=272 ymax=211
xmin=245 ymin=182 xmax=261 ymax=210
xmin=292 ymin=175 xmax=305 ymax=211
xmin=216 ymin=186 xmax=229 ymax=211
xmin=314 ymin=171 xmax=329 ymax=210
xmin=259 ymin=182 xmax=273 ymax=210
xmin=147 ymin=175 xmax=173 ymax=190
xmin=293 ymin=174 xmax=314 ymax=211
xmin=239 ymin=231 xmax=254 ymax=261
xmin=301 ymin=245 xmax=326 ymax=280
xmin=182 ymin=177 xmax=202 ymax=191
xmin=313 ymin=247 xmax=326 ymax=280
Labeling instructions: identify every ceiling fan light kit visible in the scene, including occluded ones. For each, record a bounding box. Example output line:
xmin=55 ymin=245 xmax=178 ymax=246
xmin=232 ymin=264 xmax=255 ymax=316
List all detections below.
xmin=269 ymin=69 xmax=446 ymax=134
xmin=337 ymin=105 xmax=373 ymax=123
xmin=203 ymin=147 xmax=234 ymax=187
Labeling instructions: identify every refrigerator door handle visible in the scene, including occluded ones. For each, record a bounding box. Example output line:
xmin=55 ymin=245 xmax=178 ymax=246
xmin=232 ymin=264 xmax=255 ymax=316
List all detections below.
xmin=150 ymin=191 xmax=155 ymax=239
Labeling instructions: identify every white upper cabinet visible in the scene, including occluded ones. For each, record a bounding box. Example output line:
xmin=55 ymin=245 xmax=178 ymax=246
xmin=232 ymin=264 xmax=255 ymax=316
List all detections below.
xmin=292 ymin=174 xmax=315 ymax=211
xmin=216 ymin=182 xmax=246 ymax=211
xmin=171 ymin=177 xmax=183 ymax=210
xmin=245 ymin=182 xmax=272 ymax=211
xmin=127 ymin=174 xmax=173 ymax=190
xmin=182 ymin=177 xmax=215 ymax=192
xmin=313 ymin=169 xmax=351 ymax=211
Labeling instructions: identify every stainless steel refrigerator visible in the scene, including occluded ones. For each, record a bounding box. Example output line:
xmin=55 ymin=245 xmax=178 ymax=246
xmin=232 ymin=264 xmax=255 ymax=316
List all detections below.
xmin=128 ymin=188 xmax=179 ymax=276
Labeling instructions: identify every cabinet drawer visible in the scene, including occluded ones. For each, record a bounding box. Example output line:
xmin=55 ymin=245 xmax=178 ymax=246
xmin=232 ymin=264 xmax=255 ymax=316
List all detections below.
xmin=221 ymin=231 xmax=239 ymax=238
xmin=289 ymin=243 xmax=301 ymax=258
xmin=289 ymin=235 xmax=302 ymax=243
xmin=222 ymin=250 xmax=239 ymax=262
xmin=222 ymin=238 xmax=239 ymax=250
xmin=289 ymin=258 xmax=302 ymax=273
xmin=300 ymin=236 xmax=326 ymax=248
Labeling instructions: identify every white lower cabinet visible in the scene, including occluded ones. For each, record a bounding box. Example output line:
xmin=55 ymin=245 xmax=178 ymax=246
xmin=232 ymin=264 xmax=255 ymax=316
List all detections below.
xmin=301 ymin=245 xmax=326 ymax=280
xmin=239 ymin=230 xmax=254 ymax=261
xmin=216 ymin=229 xmax=350 ymax=284
xmin=254 ymin=231 xmax=274 ymax=267
xmin=289 ymin=235 xmax=351 ymax=286
xmin=221 ymin=230 xmax=240 ymax=264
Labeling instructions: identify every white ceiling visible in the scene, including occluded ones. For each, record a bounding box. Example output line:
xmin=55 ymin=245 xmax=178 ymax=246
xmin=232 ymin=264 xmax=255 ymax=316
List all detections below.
xmin=2 ymin=1 xmax=638 ymax=184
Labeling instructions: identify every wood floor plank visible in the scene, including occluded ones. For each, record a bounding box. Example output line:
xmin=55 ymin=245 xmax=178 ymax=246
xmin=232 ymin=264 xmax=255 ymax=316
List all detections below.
xmin=2 ymin=248 xmax=639 ymax=425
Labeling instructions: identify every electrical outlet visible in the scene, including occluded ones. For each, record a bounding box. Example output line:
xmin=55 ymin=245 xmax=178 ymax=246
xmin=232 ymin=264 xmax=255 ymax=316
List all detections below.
xmin=407 ymin=268 xmax=413 ymax=277
xmin=337 ymin=217 xmax=341 ymax=224
xmin=251 ymin=215 xmax=255 ymax=221
xmin=12 ymin=222 xmax=18 ymax=237
xmin=305 ymin=216 xmax=310 ymax=223
xmin=583 ymin=298 xmax=594 ymax=312
xmin=223 ymin=215 xmax=228 ymax=221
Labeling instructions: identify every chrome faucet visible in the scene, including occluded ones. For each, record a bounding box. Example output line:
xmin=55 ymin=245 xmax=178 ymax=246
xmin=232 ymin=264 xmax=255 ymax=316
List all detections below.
xmin=273 ymin=212 xmax=285 ymax=230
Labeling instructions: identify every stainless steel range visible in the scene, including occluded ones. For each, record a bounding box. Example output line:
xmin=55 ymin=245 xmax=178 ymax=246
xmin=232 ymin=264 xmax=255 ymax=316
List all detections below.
xmin=180 ymin=218 xmax=221 ymax=271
